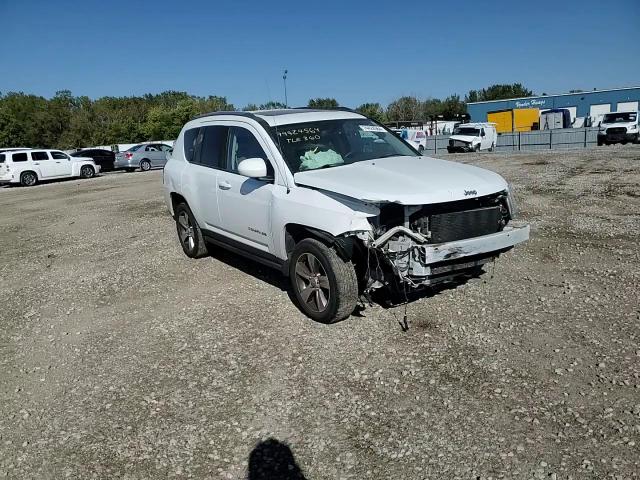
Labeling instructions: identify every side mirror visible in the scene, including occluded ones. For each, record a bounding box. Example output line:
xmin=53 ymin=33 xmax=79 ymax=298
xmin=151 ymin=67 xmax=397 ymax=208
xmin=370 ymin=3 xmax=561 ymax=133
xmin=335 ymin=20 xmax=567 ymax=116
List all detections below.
xmin=238 ymin=157 xmax=267 ymax=178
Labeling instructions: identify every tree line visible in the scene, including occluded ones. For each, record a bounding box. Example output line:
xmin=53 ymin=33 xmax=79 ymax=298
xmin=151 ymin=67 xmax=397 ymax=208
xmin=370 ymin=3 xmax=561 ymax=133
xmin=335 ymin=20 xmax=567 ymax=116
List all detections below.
xmin=0 ymin=84 xmax=533 ymax=149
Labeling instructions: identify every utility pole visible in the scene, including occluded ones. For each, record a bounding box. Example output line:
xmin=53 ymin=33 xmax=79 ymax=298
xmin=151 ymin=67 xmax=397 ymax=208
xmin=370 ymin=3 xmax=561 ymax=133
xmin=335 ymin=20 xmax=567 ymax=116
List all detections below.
xmin=282 ymin=69 xmax=288 ymax=107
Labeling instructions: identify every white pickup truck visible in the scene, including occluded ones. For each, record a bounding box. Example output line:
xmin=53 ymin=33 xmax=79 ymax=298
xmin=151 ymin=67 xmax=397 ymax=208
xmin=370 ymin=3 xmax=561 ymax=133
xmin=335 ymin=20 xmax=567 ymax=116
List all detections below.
xmin=163 ymin=108 xmax=529 ymax=323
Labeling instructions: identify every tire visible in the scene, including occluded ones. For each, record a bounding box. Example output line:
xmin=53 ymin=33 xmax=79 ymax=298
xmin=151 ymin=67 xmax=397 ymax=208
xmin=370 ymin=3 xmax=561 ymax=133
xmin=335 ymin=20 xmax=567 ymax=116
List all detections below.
xmin=80 ymin=165 xmax=95 ymax=178
xmin=140 ymin=159 xmax=151 ymax=171
xmin=474 ymin=144 xmax=480 ymax=152
xmin=489 ymin=142 xmax=495 ymax=152
xmin=174 ymin=202 xmax=208 ymax=258
xmin=20 ymin=171 xmax=38 ymax=187
xmin=597 ymin=140 xmax=603 ymax=146
xmin=289 ymin=238 xmax=358 ymax=323
xmin=418 ymin=145 xmax=424 ymax=154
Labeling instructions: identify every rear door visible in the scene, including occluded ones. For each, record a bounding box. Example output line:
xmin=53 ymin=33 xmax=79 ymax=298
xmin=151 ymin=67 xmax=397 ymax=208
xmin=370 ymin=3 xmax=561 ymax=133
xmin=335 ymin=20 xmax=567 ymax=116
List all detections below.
xmin=215 ymin=124 xmax=275 ymax=252
xmin=188 ymin=125 xmax=227 ymax=230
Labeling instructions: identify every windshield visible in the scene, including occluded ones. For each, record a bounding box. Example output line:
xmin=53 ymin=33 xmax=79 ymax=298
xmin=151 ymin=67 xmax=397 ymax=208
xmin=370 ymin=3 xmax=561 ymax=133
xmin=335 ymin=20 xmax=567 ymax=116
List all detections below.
xmin=602 ymin=112 xmax=637 ymax=124
xmin=272 ymin=119 xmax=418 ymax=173
xmin=454 ymin=127 xmax=480 ymax=136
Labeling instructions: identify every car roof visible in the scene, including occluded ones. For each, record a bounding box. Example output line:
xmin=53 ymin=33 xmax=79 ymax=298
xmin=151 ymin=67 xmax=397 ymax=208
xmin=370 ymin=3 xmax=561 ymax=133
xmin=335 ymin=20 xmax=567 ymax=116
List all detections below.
xmin=193 ymin=108 xmax=366 ymax=127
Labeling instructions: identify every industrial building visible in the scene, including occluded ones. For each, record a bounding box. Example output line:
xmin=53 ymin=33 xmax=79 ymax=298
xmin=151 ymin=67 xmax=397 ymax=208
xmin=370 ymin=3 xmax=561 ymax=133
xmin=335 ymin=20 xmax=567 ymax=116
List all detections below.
xmin=466 ymin=86 xmax=640 ymax=133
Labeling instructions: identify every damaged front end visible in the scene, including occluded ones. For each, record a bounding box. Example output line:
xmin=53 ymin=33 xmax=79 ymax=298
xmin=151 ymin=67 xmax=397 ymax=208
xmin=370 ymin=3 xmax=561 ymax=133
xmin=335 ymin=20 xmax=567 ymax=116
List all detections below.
xmin=359 ymin=191 xmax=530 ymax=295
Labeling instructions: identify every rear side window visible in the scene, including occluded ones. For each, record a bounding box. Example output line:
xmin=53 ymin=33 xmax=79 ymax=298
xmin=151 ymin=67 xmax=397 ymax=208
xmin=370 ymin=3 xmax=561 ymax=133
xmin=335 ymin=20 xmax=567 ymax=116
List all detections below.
xmin=31 ymin=151 xmax=49 ymax=160
xmin=184 ymin=126 xmax=227 ymax=168
xmin=0 ymin=154 xmax=4 ymax=163
xmin=184 ymin=128 xmax=200 ymax=162
xmin=13 ymin=152 xmax=28 ymax=162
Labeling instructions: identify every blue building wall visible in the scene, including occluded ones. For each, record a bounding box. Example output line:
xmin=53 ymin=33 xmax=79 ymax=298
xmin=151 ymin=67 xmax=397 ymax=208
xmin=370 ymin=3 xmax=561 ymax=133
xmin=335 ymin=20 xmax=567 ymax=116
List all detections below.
xmin=467 ymin=87 xmax=640 ymax=122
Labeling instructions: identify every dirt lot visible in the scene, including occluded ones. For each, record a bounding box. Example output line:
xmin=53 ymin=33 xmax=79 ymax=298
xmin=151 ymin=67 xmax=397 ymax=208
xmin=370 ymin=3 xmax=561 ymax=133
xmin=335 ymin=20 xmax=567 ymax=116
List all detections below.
xmin=1 ymin=146 xmax=639 ymax=479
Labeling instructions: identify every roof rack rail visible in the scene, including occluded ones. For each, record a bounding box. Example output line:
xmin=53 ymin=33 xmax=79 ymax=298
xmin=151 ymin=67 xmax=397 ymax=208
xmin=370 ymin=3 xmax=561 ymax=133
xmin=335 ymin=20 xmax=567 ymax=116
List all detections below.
xmin=191 ymin=110 xmax=260 ymax=121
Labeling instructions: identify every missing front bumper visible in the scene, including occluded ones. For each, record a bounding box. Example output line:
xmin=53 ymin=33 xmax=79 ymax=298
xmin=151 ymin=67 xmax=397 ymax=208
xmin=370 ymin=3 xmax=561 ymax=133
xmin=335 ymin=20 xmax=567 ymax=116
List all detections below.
xmin=382 ymin=225 xmax=530 ymax=284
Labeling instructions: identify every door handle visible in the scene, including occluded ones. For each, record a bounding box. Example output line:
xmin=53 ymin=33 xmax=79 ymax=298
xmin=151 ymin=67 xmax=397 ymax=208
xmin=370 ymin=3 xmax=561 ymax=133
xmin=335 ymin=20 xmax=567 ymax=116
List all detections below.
xmin=218 ymin=181 xmax=231 ymax=190
xmin=55 ymin=161 xmax=61 ymax=164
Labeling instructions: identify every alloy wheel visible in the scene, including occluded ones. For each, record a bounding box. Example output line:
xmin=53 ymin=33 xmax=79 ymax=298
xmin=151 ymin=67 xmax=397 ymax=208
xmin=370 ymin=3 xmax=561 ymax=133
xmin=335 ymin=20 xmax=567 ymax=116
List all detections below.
xmin=177 ymin=211 xmax=195 ymax=252
xmin=294 ymin=253 xmax=330 ymax=313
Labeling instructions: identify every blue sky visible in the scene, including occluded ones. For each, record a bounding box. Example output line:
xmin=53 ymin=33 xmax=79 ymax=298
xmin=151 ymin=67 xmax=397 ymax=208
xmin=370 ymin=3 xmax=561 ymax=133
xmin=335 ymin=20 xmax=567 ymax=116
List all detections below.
xmin=0 ymin=0 xmax=638 ymax=108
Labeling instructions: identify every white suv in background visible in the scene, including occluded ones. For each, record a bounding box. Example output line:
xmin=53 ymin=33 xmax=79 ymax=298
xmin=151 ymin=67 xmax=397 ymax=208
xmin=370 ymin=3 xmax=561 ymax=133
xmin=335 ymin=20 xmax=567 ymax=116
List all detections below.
xmin=0 ymin=149 xmax=99 ymax=186
xmin=163 ymin=109 xmax=529 ymax=323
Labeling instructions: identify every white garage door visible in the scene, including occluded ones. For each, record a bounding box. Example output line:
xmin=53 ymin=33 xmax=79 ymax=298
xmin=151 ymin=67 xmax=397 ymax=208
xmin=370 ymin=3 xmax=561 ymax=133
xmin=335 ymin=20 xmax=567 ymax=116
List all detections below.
xmin=590 ymin=104 xmax=611 ymax=116
xmin=616 ymin=101 xmax=638 ymax=112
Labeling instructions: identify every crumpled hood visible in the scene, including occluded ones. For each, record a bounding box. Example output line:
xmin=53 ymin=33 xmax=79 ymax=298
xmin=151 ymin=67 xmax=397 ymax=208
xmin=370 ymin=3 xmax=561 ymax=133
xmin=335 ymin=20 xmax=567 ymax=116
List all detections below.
xmin=294 ymin=156 xmax=508 ymax=204
xmin=449 ymin=135 xmax=477 ymax=143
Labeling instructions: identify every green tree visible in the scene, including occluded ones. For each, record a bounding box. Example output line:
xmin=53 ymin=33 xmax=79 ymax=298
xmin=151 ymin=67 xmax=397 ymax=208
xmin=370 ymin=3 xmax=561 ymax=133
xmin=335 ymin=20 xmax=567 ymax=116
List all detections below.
xmin=355 ymin=103 xmax=386 ymax=123
xmin=308 ymin=98 xmax=339 ymax=109
xmin=465 ymin=83 xmax=533 ymax=103
xmin=386 ymin=96 xmax=422 ymax=121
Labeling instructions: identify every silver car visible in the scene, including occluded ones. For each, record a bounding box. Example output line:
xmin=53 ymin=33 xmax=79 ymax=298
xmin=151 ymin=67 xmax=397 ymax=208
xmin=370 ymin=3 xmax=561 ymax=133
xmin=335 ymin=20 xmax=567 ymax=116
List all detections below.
xmin=114 ymin=143 xmax=172 ymax=172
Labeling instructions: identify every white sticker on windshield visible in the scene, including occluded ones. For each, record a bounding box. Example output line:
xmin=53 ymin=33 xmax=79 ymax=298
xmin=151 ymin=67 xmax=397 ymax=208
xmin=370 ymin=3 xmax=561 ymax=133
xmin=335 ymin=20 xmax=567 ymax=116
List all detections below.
xmin=359 ymin=125 xmax=386 ymax=132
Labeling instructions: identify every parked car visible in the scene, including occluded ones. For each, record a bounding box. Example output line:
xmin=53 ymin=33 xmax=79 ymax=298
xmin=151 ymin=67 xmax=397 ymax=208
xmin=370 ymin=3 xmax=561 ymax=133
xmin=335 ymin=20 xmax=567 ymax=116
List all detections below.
xmin=71 ymin=148 xmax=115 ymax=171
xmin=114 ymin=143 xmax=173 ymax=172
xmin=447 ymin=123 xmax=497 ymax=153
xmin=0 ymin=149 xmax=99 ymax=186
xmin=163 ymin=109 xmax=529 ymax=323
xmin=597 ymin=111 xmax=639 ymax=146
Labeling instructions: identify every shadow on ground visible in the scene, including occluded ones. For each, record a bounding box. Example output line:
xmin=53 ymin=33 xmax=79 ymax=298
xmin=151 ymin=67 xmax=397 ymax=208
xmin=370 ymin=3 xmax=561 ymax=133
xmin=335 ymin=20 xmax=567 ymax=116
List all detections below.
xmin=247 ymin=438 xmax=307 ymax=480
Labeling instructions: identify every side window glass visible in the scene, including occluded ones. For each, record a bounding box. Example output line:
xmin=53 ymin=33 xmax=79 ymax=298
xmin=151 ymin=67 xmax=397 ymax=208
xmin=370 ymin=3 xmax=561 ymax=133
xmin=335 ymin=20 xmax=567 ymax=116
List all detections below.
xmin=31 ymin=151 xmax=49 ymax=161
xmin=480 ymin=128 xmax=485 ymax=136
xmin=13 ymin=152 xmax=28 ymax=162
xmin=199 ymin=126 xmax=228 ymax=168
xmin=51 ymin=151 xmax=68 ymax=159
xmin=0 ymin=154 xmax=5 ymax=163
xmin=160 ymin=144 xmax=172 ymax=152
xmin=184 ymin=128 xmax=200 ymax=163
xmin=227 ymin=127 xmax=271 ymax=176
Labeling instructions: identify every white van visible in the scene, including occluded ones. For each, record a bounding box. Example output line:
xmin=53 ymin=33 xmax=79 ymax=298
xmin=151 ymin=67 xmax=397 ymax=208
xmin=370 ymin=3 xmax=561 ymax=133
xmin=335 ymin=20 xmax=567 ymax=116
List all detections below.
xmin=447 ymin=123 xmax=497 ymax=153
xmin=0 ymin=149 xmax=99 ymax=186
xmin=597 ymin=111 xmax=639 ymax=146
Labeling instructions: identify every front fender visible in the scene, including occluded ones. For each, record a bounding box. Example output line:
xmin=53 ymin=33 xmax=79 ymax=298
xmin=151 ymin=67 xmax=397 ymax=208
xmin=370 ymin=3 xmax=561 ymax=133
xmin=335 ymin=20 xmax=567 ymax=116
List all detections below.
xmin=271 ymin=186 xmax=377 ymax=259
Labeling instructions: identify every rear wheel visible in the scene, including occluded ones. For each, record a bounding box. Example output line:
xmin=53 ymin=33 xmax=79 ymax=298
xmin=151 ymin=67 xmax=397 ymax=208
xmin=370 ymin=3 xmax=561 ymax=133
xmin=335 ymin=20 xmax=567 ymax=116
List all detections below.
xmin=80 ymin=165 xmax=95 ymax=178
xmin=140 ymin=159 xmax=151 ymax=171
xmin=20 ymin=171 xmax=37 ymax=187
xmin=489 ymin=142 xmax=495 ymax=152
xmin=174 ymin=203 xmax=208 ymax=258
xmin=418 ymin=145 xmax=424 ymax=154
xmin=289 ymin=238 xmax=358 ymax=323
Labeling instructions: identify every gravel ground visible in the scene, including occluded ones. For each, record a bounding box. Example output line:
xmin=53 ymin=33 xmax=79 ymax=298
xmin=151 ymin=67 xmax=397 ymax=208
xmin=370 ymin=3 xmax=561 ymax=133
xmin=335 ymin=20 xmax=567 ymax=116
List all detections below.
xmin=1 ymin=146 xmax=639 ymax=479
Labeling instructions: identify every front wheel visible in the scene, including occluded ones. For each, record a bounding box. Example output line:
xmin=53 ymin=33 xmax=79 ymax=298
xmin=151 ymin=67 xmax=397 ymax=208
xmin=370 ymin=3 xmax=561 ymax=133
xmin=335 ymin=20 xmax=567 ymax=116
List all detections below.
xmin=289 ymin=238 xmax=358 ymax=323
xmin=174 ymin=203 xmax=208 ymax=258
xmin=418 ymin=145 xmax=424 ymax=154
xmin=474 ymin=144 xmax=480 ymax=152
xmin=80 ymin=165 xmax=95 ymax=178
xmin=140 ymin=160 xmax=151 ymax=171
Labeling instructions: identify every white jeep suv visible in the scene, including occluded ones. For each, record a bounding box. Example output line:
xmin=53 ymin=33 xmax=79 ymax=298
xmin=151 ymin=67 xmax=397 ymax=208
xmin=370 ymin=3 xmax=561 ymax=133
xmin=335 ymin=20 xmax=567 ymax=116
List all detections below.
xmin=163 ymin=108 xmax=529 ymax=323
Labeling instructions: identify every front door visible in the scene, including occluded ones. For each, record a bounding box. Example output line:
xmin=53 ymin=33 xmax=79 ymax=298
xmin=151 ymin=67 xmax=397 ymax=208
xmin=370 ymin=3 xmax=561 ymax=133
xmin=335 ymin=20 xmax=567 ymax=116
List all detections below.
xmin=50 ymin=151 xmax=73 ymax=176
xmin=215 ymin=125 xmax=274 ymax=253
